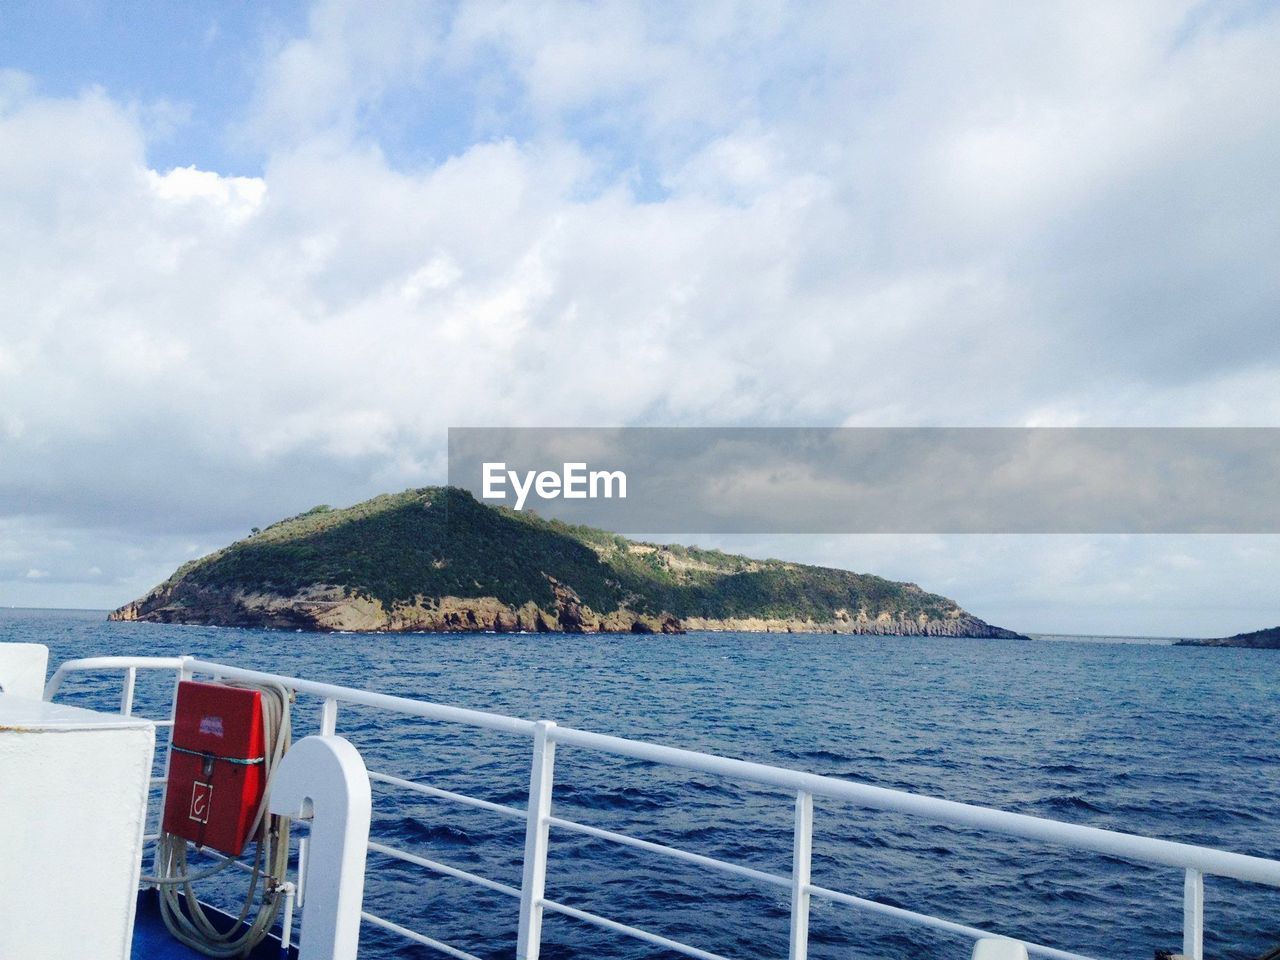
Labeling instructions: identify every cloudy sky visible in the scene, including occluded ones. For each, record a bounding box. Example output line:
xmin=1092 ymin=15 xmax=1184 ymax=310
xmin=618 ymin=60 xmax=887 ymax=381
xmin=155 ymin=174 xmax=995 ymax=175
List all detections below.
xmin=1 ymin=0 xmax=1278 ymax=635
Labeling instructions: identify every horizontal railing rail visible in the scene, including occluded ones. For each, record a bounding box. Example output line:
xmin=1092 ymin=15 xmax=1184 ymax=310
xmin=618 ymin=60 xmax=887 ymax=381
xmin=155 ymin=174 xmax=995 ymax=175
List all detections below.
xmin=547 ymin=726 xmax=1280 ymax=887
xmin=44 ymin=653 xmax=1280 ymax=960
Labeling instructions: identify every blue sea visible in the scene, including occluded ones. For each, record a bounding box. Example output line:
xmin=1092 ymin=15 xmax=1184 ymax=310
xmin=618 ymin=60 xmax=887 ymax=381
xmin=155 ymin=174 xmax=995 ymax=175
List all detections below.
xmin=7 ymin=607 xmax=1280 ymax=960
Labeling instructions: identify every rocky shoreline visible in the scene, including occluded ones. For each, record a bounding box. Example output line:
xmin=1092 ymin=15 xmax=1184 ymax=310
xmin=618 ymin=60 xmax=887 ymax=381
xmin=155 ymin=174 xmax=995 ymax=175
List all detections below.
xmin=110 ymin=582 xmax=1024 ymax=638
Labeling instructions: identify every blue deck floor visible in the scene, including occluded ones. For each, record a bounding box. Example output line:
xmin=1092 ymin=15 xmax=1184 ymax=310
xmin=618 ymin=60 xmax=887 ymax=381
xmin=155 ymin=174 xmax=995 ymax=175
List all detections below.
xmin=131 ymin=891 xmax=295 ymax=960
xmin=131 ymin=894 xmax=206 ymax=960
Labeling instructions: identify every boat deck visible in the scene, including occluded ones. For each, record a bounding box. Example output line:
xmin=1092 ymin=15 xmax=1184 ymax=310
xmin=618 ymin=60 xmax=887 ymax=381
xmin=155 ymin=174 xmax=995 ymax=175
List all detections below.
xmin=131 ymin=894 xmax=203 ymax=960
xmin=130 ymin=892 xmax=295 ymax=960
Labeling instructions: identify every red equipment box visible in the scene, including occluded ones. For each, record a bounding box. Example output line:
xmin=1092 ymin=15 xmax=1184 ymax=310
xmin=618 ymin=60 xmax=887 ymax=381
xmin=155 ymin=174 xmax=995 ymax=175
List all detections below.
xmin=162 ymin=681 xmax=267 ymax=857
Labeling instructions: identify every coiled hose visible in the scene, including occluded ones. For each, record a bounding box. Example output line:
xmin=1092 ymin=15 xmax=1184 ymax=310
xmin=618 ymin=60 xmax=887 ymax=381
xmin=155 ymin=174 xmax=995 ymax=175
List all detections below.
xmin=147 ymin=680 xmax=293 ymax=958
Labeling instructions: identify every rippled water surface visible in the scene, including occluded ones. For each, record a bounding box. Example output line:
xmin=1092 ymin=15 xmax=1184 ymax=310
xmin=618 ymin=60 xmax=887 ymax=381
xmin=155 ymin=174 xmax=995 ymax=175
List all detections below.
xmin=7 ymin=608 xmax=1280 ymax=960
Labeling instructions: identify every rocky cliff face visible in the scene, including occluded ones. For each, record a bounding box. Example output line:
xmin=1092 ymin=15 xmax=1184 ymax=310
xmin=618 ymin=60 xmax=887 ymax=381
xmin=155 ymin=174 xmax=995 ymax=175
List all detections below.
xmin=110 ymin=579 xmax=1019 ymax=637
xmin=109 ymin=487 xmax=1026 ymax=639
xmin=111 ymin=580 xmax=686 ymax=634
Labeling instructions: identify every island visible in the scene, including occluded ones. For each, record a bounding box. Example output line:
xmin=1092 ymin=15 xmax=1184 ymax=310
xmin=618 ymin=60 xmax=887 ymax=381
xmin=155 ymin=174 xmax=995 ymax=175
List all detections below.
xmin=111 ymin=487 xmax=1027 ymax=637
xmin=1176 ymin=626 xmax=1280 ymax=649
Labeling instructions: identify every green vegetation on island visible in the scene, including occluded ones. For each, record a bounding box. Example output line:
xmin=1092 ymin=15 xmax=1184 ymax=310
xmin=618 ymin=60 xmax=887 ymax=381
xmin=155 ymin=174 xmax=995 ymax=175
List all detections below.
xmin=111 ymin=487 xmax=1025 ymax=637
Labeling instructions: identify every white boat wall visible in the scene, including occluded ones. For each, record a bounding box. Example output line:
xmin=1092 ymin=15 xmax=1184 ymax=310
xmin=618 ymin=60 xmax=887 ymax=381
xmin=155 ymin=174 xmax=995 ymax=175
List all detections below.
xmin=0 ymin=689 xmax=154 ymax=957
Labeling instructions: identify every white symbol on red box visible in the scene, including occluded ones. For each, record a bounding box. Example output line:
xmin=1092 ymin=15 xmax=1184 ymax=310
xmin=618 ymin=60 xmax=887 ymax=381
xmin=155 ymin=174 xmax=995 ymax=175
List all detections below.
xmin=189 ymin=781 xmax=213 ymax=824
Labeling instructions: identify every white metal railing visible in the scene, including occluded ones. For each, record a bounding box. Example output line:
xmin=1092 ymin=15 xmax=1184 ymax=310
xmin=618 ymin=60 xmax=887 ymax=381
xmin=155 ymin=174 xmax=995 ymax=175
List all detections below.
xmin=44 ymin=654 xmax=1280 ymax=960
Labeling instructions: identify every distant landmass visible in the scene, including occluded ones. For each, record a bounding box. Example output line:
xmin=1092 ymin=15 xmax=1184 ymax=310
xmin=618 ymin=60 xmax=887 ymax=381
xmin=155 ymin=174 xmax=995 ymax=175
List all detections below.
xmin=1176 ymin=626 xmax=1280 ymax=649
xmin=111 ymin=487 xmax=1026 ymax=637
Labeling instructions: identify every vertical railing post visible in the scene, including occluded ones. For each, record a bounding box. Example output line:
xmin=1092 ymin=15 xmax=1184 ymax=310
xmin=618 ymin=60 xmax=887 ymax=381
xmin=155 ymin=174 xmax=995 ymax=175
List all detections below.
xmin=789 ymin=790 xmax=813 ymax=960
xmin=297 ymin=837 xmax=309 ymax=907
xmin=1183 ymin=868 xmax=1203 ymax=960
xmin=280 ymin=882 xmax=297 ymax=954
xmin=152 ymin=660 xmax=190 ymax=879
xmin=517 ymin=720 xmax=557 ymax=960
xmin=120 ymin=666 xmax=137 ymax=716
xmin=320 ymin=697 xmax=339 ymax=735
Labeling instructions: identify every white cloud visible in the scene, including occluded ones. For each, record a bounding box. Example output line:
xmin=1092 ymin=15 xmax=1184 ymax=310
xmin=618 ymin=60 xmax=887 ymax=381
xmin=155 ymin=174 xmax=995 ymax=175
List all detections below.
xmin=1 ymin=2 xmax=1279 ymax=622
xmin=245 ymin=0 xmax=442 ymax=146
xmin=147 ymin=166 xmax=266 ymax=222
